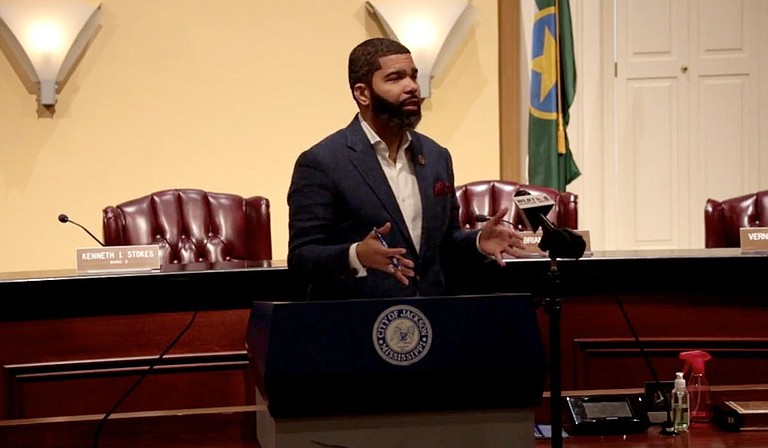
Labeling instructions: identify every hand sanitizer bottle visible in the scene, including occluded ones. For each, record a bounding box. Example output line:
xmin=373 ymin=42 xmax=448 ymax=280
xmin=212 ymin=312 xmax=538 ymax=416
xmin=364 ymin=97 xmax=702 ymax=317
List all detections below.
xmin=672 ymin=372 xmax=689 ymax=432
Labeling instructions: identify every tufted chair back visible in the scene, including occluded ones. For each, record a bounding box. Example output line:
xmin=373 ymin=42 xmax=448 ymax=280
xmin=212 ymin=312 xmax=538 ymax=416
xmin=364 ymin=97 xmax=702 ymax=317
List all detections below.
xmin=103 ymin=189 xmax=272 ymax=265
xmin=704 ymin=190 xmax=768 ymax=248
xmin=455 ymin=180 xmax=578 ymax=231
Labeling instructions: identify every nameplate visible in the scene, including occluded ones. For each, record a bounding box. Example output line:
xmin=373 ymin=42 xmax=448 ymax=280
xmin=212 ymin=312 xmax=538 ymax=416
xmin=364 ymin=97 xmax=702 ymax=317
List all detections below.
xmin=76 ymin=245 xmax=161 ymax=274
xmin=516 ymin=230 xmax=592 ymax=258
xmin=740 ymin=227 xmax=768 ymax=252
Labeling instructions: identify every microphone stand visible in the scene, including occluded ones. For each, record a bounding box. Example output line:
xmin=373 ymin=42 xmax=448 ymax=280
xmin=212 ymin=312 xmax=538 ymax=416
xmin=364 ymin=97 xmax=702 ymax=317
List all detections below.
xmin=538 ymin=238 xmax=676 ymax=447
xmin=484 ymin=202 xmax=677 ymax=444
xmin=474 ymin=210 xmax=579 ymax=447
xmin=535 ymin=226 xmax=585 ymax=448
xmin=543 ymin=255 xmax=564 ymax=448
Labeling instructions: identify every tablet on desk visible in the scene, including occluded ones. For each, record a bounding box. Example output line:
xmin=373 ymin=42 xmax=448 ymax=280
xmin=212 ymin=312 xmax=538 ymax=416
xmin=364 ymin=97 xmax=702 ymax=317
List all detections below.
xmin=566 ymin=395 xmax=651 ymax=435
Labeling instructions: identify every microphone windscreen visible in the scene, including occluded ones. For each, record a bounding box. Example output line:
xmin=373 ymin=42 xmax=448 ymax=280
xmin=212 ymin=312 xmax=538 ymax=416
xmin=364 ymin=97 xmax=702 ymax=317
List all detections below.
xmin=58 ymin=214 xmax=69 ymax=223
xmin=511 ymin=191 xmax=555 ymax=232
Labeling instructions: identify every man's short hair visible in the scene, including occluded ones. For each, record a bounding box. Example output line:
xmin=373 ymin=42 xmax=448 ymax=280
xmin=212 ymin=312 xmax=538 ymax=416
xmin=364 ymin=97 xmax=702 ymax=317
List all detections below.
xmin=348 ymin=37 xmax=411 ymax=94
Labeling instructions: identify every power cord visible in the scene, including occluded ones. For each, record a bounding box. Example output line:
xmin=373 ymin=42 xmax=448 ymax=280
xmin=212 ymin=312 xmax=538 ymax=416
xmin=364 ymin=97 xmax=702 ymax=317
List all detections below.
xmin=92 ymin=306 xmax=200 ymax=448
xmin=577 ymin=260 xmax=677 ymax=436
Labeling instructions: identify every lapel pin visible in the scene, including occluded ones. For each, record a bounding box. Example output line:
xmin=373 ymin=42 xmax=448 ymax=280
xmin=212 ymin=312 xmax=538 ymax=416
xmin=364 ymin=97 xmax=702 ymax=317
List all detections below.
xmin=417 ymin=155 xmax=425 ymax=165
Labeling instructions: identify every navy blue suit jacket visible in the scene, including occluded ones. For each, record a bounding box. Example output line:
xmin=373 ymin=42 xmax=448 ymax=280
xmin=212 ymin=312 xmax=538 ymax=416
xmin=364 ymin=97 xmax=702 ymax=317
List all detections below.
xmin=287 ymin=117 xmax=484 ymax=300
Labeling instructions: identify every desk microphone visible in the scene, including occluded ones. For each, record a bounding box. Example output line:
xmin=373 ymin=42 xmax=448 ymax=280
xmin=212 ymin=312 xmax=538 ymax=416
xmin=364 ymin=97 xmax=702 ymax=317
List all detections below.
xmin=474 ymin=213 xmax=516 ymax=228
xmin=58 ymin=213 xmax=105 ymax=247
xmin=512 ymin=190 xmax=585 ymax=260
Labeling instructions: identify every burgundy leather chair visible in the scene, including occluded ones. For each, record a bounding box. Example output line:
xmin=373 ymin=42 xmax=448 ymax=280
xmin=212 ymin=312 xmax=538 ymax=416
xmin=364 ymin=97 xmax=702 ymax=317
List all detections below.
xmin=704 ymin=190 xmax=768 ymax=248
xmin=103 ymin=189 xmax=272 ymax=265
xmin=455 ymin=180 xmax=578 ymax=231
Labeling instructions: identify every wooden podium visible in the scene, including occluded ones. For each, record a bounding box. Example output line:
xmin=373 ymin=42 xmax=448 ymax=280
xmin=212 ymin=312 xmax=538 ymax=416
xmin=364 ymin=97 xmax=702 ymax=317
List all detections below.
xmin=245 ymin=294 xmax=547 ymax=448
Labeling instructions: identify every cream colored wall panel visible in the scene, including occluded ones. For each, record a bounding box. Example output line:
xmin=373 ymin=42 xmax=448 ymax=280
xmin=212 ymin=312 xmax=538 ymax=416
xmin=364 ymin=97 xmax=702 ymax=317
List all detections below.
xmin=564 ymin=0 xmax=608 ymax=250
xmin=688 ymin=74 xmax=758 ymax=246
xmin=696 ymin=2 xmax=752 ymax=76
xmin=622 ymin=0 xmax=684 ymax=81
xmin=625 ymin=81 xmax=679 ymax=245
xmin=762 ymin=1 xmax=768 ymax=189
xmin=626 ymin=0 xmax=675 ymax=57
xmin=614 ymin=0 xmax=688 ymax=250
xmin=686 ymin=0 xmax=762 ymax=247
xmin=698 ymin=77 xmax=749 ymax=195
xmin=698 ymin=0 xmax=744 ymax=53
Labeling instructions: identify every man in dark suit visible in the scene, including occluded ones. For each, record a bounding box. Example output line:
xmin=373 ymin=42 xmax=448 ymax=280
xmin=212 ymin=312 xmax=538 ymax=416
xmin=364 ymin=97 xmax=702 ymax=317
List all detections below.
xmin=287 ymin=37 xmax=524 ymax=300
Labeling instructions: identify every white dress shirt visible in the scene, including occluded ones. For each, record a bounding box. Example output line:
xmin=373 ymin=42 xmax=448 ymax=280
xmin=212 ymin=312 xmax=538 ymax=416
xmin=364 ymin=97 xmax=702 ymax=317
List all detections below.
xmin=349 ymin=115 xmax=423 ymax=274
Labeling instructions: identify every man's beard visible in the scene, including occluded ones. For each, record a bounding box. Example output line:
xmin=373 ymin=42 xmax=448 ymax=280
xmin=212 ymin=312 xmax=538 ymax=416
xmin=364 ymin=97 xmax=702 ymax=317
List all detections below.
xmin=370 ymin=87 xmax=422 ymax=131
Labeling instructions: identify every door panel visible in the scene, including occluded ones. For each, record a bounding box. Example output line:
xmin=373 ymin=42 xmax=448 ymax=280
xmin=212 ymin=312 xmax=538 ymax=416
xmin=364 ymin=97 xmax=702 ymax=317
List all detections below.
xmin=614 ymin=0 xmax=761 ymax=249
xmin=616 ymin=0 xmax=687 ymax=248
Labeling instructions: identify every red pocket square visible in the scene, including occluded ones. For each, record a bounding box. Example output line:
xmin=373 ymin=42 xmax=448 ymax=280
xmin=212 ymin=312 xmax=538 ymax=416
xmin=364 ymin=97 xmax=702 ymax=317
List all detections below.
xmin=433 ymin=181 xmax=454 ymax=196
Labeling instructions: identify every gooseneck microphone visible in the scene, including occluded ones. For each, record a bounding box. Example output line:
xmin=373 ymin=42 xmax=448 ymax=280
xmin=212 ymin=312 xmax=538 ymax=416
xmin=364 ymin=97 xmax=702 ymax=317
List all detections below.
xmin=58 ymin=213 xmax=105 ymax=247
xmin=474 ymin=213 xmax=515 ymax=228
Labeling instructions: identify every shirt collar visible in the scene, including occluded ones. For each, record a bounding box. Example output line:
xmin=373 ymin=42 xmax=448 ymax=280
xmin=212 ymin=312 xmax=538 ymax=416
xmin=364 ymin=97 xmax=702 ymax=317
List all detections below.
xmin=358 ymin=114 xmax=412 ymax=153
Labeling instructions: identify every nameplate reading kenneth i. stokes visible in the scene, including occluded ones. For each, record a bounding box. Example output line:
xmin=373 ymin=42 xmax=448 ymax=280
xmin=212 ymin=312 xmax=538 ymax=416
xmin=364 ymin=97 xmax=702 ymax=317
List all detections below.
xmin=740 ymin=227 xmax=768 ymax=253
xmin=76 ymin=245 xmax=161 ymax=274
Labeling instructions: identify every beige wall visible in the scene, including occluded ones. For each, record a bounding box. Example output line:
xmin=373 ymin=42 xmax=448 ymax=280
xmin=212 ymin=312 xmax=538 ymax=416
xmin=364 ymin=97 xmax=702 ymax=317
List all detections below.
xmin=0 ymin=0 xmax=501 ymax=273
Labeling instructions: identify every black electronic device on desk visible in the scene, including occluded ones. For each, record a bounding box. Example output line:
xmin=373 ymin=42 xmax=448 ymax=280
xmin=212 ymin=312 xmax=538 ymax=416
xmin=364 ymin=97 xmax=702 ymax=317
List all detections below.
xmin=566 ymin=394 xmax=651 ymax=435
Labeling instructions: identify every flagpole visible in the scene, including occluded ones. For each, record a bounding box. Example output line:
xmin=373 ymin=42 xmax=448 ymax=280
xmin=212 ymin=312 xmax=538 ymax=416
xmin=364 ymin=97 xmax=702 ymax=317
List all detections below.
xmin=555 ymin=0 xmax=566 ymax=155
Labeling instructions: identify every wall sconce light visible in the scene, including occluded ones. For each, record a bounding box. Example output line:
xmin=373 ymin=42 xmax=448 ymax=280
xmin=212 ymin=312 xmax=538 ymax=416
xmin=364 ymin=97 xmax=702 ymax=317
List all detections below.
xmin=366 ymin=0 xmax=476 ymax=98
xmin=0 ymin=0 xmax=101 ymax=109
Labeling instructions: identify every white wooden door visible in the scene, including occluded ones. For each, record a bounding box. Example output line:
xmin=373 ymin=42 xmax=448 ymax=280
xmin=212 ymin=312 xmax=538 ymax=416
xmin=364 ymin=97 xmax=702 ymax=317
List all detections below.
xmin=612 ymin=0 xmax=763 ymax=249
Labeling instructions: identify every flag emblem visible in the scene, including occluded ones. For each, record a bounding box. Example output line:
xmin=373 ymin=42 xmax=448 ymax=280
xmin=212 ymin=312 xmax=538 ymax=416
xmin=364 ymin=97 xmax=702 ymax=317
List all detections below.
xmin=527 ymin=0 xmax=581 ymax=192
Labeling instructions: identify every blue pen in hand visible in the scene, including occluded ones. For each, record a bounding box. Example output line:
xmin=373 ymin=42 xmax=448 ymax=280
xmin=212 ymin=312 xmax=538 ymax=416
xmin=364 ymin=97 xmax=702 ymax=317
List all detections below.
xmin=373 ymin=227 xmax=401 ymax=270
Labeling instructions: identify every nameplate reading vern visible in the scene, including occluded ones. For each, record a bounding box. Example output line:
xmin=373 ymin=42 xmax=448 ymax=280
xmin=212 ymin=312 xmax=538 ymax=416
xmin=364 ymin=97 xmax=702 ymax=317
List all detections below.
xmin=76 ymin=245 xmax=161 ymax=273
xmin=740 ymin=227 xmax=768 ymax=253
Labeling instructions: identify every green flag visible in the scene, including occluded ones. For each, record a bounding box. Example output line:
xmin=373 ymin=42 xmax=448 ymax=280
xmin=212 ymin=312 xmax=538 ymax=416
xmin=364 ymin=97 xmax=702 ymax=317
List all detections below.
xmin=528 ymin=0 xmax=580 ymax=192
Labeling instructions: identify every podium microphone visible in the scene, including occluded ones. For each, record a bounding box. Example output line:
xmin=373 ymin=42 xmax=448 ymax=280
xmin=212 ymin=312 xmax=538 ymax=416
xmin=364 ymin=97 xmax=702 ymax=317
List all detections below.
xmin=512 ymin=190 xmax=585 ymax=260
xmin=58 ymin=213 xmax=105 ymax=247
